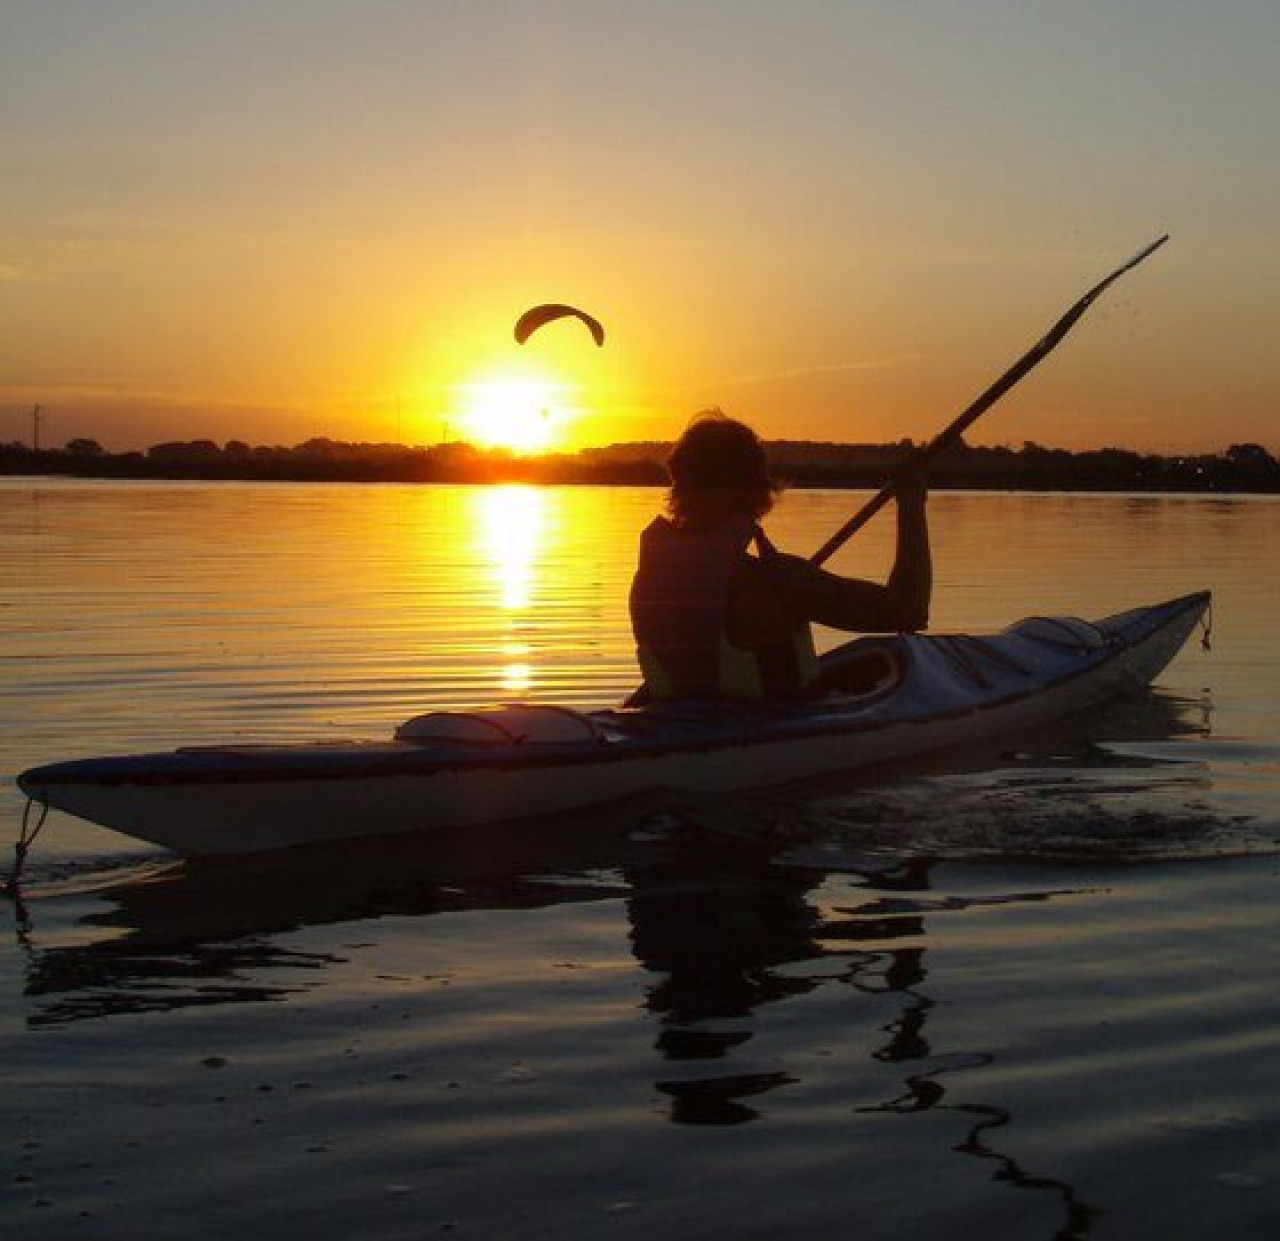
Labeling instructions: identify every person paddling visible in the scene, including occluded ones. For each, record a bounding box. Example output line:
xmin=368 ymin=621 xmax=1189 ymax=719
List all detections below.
xmin=630 ymin=412 xmax=932 ymax=701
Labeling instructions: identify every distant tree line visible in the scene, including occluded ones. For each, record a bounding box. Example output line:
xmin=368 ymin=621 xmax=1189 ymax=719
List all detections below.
xmin=2 ymin=434 xmax=1278 ymax=493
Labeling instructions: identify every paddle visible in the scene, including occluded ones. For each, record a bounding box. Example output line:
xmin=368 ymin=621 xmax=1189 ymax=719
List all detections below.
xmin=809 ymin=235 xmax=1170 ymax=566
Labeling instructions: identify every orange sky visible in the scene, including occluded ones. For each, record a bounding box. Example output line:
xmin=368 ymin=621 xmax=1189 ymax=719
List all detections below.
xmin=2 ymin=4 xmax=1277 ymax=455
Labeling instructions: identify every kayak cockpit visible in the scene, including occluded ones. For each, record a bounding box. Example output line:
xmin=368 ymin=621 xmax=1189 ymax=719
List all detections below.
xmin=814 ymin=636 xmax=904 ymax=698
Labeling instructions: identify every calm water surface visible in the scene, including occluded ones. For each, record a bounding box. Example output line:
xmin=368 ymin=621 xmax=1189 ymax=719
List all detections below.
xmin=1 ymin=480 xmax=1278 ymax=1239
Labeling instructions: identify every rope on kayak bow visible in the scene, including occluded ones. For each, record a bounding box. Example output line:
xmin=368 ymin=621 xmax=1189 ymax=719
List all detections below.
xmin=5 ymin=797 xmax=49 ymax=892
xmin=1199 ymin=598 xmax=1213 ymax=651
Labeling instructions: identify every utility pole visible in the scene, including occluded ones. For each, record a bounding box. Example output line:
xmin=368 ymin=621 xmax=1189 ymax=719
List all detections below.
xmin=31 ymin=404 xmax=42 ymax=452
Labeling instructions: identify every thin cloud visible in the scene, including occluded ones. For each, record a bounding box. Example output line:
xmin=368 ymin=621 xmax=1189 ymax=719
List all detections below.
xmin=1 ymin=379 xmax=156 ymax=401
xmin=669 ymin=354 xmax=930 ymax=398
xmin=0 ymin=260 xmax=40 ymax=283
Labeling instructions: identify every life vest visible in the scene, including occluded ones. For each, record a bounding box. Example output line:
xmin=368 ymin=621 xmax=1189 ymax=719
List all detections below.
xmin=629 ymin=515 xmax=820 ymax=700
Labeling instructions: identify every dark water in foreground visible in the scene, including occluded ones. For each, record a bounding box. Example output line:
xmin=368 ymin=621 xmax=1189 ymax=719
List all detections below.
xmin=1 ymin=481 xmax=1278 ymax=1238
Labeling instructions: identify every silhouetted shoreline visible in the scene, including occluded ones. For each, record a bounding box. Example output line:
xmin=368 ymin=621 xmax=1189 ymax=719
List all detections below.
xmin=3 ymin=436 xmax=1277 ymax=493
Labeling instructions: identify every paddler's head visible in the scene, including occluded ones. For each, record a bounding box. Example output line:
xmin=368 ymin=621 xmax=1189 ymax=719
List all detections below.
xmin=667 ymin=411 xmax=779 ymax=528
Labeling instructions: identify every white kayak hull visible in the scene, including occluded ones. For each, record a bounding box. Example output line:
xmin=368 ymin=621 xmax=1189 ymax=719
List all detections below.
xmin=18 ymin=592 xmax=1209 ymax=856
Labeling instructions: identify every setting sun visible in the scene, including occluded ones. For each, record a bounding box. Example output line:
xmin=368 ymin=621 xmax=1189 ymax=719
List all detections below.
xmin=454 ymin=375 xmax=576 ymax=454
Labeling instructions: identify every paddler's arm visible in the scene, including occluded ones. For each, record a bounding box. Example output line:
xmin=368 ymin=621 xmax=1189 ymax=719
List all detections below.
xmin=882 ymin=462 xmax=931 ymax=631
xmin=727 ymin=469 xmax=931 ymax=643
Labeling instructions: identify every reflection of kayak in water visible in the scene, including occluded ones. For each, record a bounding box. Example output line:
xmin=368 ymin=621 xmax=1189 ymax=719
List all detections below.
xmin=18 ymin=592 xmax=1209 ymax=858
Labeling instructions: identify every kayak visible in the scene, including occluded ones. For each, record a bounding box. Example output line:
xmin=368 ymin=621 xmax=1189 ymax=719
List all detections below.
xmin=17 ymin=591 xmax=1209 ymax=857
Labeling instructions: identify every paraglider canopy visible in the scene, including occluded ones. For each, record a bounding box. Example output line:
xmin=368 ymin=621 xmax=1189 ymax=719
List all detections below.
xmin=514 ymin=303 xmax=605 ymax=348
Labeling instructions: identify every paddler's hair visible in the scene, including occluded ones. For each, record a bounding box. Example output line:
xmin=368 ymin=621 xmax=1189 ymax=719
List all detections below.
xmin=666 ymin=411 xmax=780 ymax=527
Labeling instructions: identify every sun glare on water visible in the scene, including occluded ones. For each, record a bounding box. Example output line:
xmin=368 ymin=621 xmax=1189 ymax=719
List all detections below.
xmin=456 ymin=375 xmax=574 ymax=454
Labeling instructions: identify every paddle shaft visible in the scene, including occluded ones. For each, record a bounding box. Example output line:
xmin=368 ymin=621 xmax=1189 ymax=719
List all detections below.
xmin=809 ymin=235 xmax=1170 ymax=567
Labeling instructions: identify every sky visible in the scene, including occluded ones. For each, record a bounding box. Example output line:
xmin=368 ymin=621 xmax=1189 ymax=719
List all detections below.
xmin=1 ymin=1 xmax=1277 ymax=454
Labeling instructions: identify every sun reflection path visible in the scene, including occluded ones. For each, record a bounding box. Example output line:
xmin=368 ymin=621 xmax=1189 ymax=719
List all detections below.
xmin=472 ymin=485 xmax=550 ymax=695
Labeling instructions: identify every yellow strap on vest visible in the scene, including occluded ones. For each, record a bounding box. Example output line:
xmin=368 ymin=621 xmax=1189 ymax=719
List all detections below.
xmin=717 ymin=634 xmax=766 ymax=698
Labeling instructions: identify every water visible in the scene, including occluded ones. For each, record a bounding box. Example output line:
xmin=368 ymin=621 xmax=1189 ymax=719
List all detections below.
xmin=2 ymin=479 xmax=1278 ymax=1238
